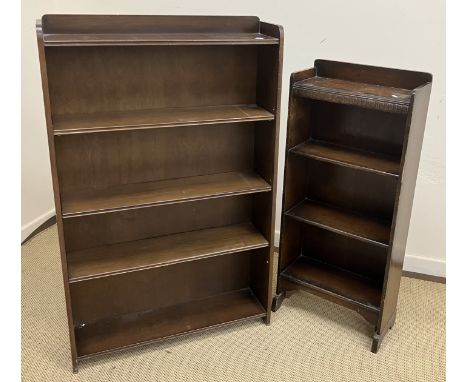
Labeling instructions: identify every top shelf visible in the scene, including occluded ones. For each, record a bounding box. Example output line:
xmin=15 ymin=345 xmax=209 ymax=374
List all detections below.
xmin=293 ymin=76 xmax=412 ymax=114
xmin=39 ymin=15 xmax=281 ymax=46
xmin=42 ymin=32 xmax=279 ymax=46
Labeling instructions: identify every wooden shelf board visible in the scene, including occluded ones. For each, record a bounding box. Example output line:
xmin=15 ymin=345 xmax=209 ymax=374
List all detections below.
xmin=53 ymin=104 xmax=274 ymax=135
xmin=68 ymin=223 xmax=268 ymax=283
xmin=285 ymin=199 xmax=391 ymax=248
xmin=281 ymin=256 xmax=382 ymax=312
xmin=43 ymin=32 xmax=279 ymax=46
xmin=293 ymin=76 xmax=412 ymax=114
xmin=291 ymin=140 xmax=400 ymax=177
xmin=61 ymin=171 xmax=271 ymax=218
xmin=75 ymin=288 xmax=265 ymax=357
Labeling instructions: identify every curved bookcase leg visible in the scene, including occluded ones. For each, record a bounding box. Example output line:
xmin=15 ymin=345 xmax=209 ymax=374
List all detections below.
xmin=272 ymin=290 xmax=285 ymax=312
xmin=371 ymin=333 xmax=382 ymax=353
xmin=389 ymin=312 xmax=397 ymax=330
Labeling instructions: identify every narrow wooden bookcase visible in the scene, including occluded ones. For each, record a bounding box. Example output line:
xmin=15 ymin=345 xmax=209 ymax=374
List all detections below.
xmin=273 ymin=60 xmax=432 ymax=352
xmin=36 ymin=15 xmax=283 ymax=372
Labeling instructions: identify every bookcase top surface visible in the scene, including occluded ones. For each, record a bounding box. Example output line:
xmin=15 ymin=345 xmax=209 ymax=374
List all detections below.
xmin=292 ymin=60 xmax=432 ymax=114
xmin=37 ymin=15 xmax=280 ymax=46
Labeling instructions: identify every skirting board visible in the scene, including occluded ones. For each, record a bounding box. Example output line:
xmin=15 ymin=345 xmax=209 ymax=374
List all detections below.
xmin=274 ymin=229 xmax=446 ymax=278
xmin=21 ymin=208 xmax=55 ymax=243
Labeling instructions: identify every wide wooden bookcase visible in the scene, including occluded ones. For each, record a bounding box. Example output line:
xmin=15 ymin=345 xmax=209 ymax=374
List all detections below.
xmin=37 ymin=15 xmax=283 ymax=372
xmin=274 ymin=60 xmax=432 ymax=352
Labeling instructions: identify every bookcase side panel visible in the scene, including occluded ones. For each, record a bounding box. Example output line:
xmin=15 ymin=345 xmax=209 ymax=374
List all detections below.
xmin=250 ymin=23 xmax=283 ymax=318
xmin=378 ymin=83 xmax=432 ymax=334
xmin=36 ymin=22 xmax=79 ymax=371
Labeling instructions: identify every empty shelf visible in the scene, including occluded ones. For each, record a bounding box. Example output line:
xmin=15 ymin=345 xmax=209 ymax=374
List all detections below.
xmin=293 ymin=76 xmax=412 ymax=113
xmin=291 ymin=140 xmax=400 ymax=177
xmin=75 ymin=288 xmax=266 ymax=357
xmin=285 ymin=199 xmax=391 ymax=247
xmin=43 ymin=32 xmax=279 ymax=46
xmin=68 ymin=223 xmax=268 ymax=282
xmin=281 ymin=256 xmax=381 ymax=311
xmin=53 ymin=104 xmax=274 ymax=135
xmin=61 ymin=171 xmax=271 ymax=217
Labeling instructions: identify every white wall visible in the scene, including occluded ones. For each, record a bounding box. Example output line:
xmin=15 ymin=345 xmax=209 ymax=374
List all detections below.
xmin=21 ymin=0 xmax=445 ymax=276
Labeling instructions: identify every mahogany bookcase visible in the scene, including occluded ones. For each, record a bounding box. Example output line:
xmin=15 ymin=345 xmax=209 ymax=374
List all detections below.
xmin=36 ymin=15 xmax=283 ymax=372
xmin=273 ymin=60 xmax=432 ymax=352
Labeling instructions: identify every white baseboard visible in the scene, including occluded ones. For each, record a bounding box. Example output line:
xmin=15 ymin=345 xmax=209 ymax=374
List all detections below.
xmin=21 ymin=208 xmax=55 ymax=243
xmin=273 ymin=229 xmax=445 ymax=277
xmin=403 ymin=254 xmax=446 ymax=278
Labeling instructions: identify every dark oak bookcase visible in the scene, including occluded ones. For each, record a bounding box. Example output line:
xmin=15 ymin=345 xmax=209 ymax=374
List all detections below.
xmin=37 ymin=15 xmax=283 ymax=372
xmin=273 ymin=60 xmax=432 ymax=352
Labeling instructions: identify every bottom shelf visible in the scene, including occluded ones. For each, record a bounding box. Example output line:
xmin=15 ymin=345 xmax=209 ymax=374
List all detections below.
xmin=75 ymin=288 xmax=265 ymax=357
xmin=281 ymin=256 xmax=382 ymax=313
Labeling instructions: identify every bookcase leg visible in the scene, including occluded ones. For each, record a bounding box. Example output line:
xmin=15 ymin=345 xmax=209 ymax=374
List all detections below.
xmin=389 ymin=312 xmax=397 ymax=329
xmin=262 ymin=315 xmax=271 ymax=325
xmin=272 ymin=290 xmax=286 ymax=312
xmin=371 ymin=333 xmax=381 ymax=353
xmin=72 ymin=359 xmax=78 ymax=374
xmin=371 ymin=311 xmax=397 ymax=353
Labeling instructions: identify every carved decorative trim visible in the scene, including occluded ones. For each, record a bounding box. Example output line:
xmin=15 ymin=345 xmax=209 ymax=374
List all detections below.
xmin=293 ymin=82 xmax=411 ymax=114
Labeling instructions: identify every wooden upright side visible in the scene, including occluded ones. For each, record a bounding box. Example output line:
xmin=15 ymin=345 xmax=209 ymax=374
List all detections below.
xmin=36 ymin=20 xmax=79 ymax=372
xmin=374 ymin=82 xmax=432 ymax=352
xmin=253 ymin=22 xmax=283 ymax=323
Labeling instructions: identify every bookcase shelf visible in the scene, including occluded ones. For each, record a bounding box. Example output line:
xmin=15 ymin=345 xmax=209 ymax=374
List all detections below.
xmin=43 ymin=32 xmax=279 ymax=46
xmin=61 ymin=171 xmax=271 ymax=217
xmin=290 ymin=140 xmax=400 ymax=177
xmin=68 ymin=223 xmax=268 ymax=283
xmin=53 ymin=104 xmax=274 ymax=135
xmin=37 ymin=15 xmax=283 ymax=372
xmin=281 ymin=256 xmax=382 ymax=313
xmin=285 ymin=199 xmax=391 ymax=248
xmin=275 ymin=60 xmax=432 ymax=353
xmin=75 ymin=288 xmax=266 ymax=358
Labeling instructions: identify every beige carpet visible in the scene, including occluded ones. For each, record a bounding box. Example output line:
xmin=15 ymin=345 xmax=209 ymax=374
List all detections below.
xmin=22 ymin=225 xmax=445 ymax=381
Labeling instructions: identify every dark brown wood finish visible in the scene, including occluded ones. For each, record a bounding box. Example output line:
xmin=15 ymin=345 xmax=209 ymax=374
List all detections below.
xmin=76 ymin=289 xmax=265 ymax=357
xmin=68 ymin=223 xmax=268 ymax=282
xmin=36 ymin=20 xmax=79 ymax=372
xmin=275 ymin=60 xmax=432 ymax=353
xmin=291 ymin=140 xmax=400 ymax=177
xmin=282 ymin=256 xmax=382 ymax=311
xmin=285 ymin=199 xmax=391 ymax=248
xmin=37 ymin=15 xmax=283 ymax=372
xmin=61 ymin=171 xmax=271 ymax=217
xmin=53 ymin=104 xmax=274 ymax=135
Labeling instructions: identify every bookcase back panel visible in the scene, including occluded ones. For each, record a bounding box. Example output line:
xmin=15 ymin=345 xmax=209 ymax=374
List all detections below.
xmin=55 ymin=123 xmax=254 ymax=192
xmin=309 ymin=101 xmax=407 ymax=158
xmin=306 ymin=161 xmax=397 ymax=221
xmin=63 ymin=195 xmax=253 ymax=252
xmin=282 ymin=154 xmax=309 ymax=211
xmin=315 ymin=59 xmax=432 ymax=90
xmin=70 ymin=250 xmax=252 ymax=324
xmin=256 ymin=45 xmax=280 ymax=113
xmin=301 ymin=224 xmax=388 ymax=280
xmin=254 ymin=122 xmax=276 ymax=184
xmin=278 ymin=218 xmax=302 ymax=270
xmin=45 ymin=45 xmax=258 ymax=116
xmin=285 ymin=98 xmax=313 ymax=149
xmin=42 ymin=15 xmax=260 ymax=35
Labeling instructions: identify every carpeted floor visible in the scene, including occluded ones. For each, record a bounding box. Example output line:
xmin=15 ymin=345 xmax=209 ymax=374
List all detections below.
xmin=21 ymin=225 xmax=445 ymax=381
